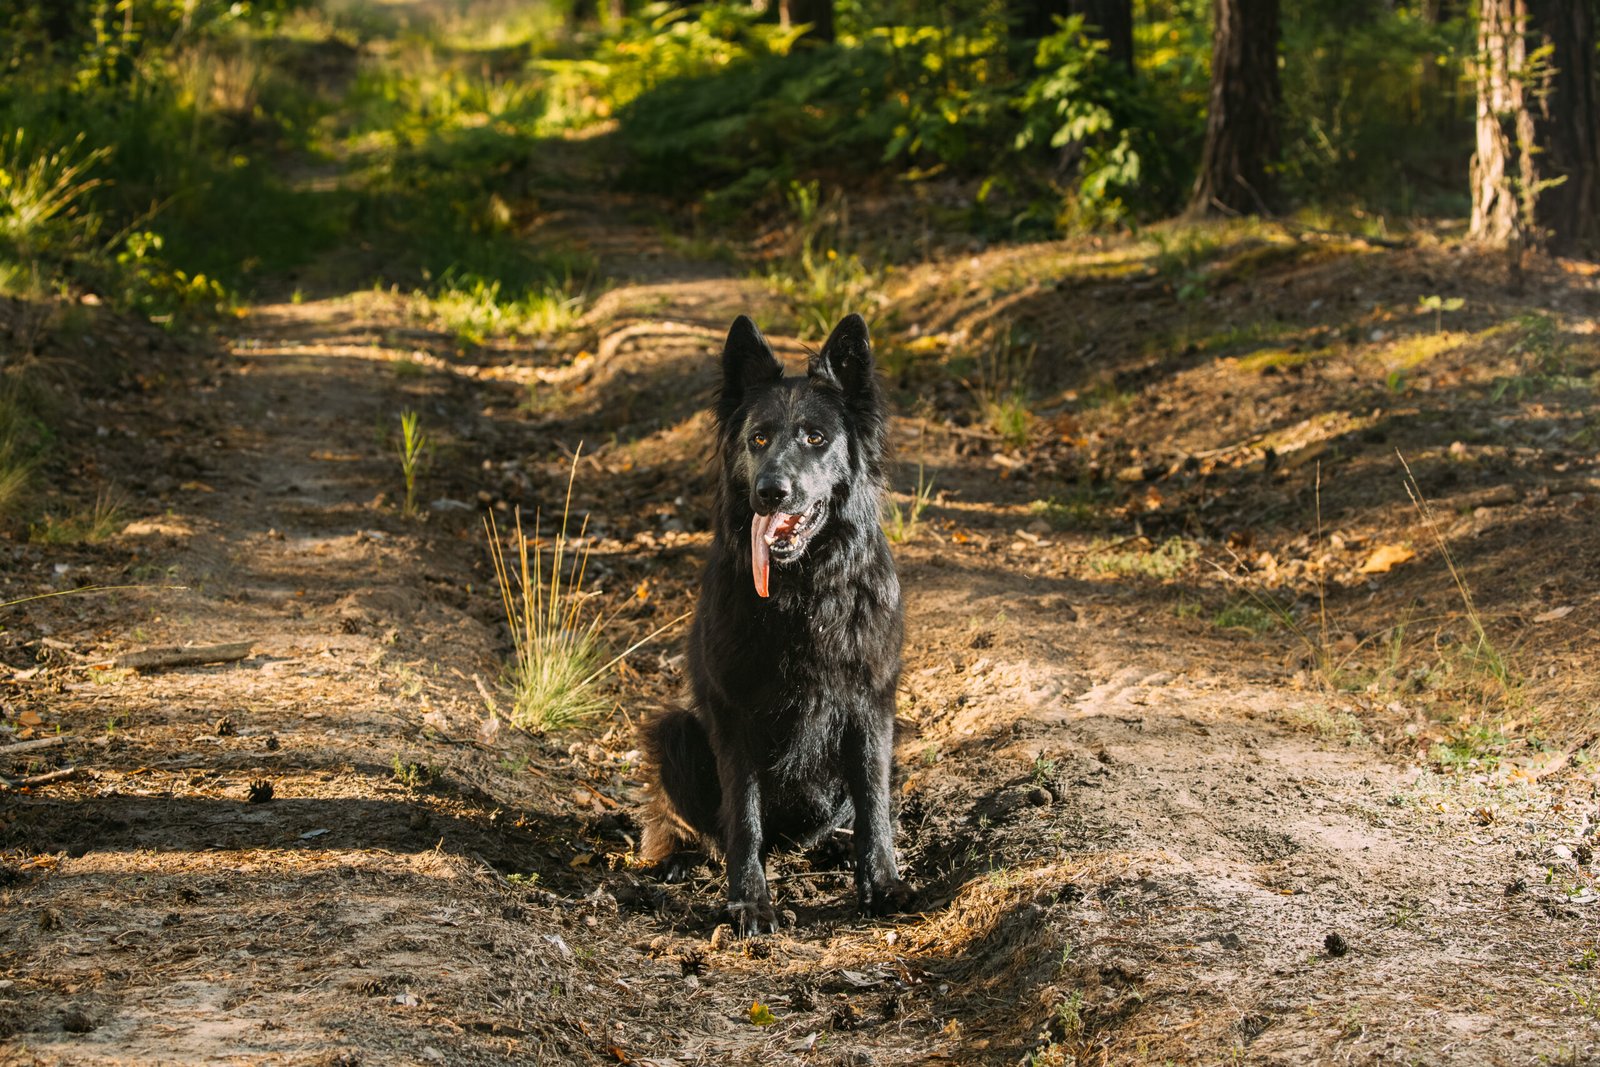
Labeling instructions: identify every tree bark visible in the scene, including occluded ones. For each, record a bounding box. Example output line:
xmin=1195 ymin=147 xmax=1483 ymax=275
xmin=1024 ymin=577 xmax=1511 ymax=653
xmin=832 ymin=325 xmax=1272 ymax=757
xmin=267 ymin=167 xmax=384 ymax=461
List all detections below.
xmin=1011 ymin=0 xmax=1134 ymax=72
xmin=1471 ymin=0 xmax=1536 ymax=245
xmin=780 ymin=0 xmax=834 ymax=43
xmin=1189 ymin=0 xmax=1282 ymax=216
xmin=1528 ymin=0 xmax=1600 ymax=252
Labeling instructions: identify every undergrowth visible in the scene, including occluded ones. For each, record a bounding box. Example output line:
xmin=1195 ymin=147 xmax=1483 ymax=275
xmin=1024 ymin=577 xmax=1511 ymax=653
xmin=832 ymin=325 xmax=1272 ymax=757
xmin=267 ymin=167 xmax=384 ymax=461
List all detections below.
xmin=486 ymin=468 xmax=608 ymax=732
xmin=484 ymin=451 xmax=687 ymax=732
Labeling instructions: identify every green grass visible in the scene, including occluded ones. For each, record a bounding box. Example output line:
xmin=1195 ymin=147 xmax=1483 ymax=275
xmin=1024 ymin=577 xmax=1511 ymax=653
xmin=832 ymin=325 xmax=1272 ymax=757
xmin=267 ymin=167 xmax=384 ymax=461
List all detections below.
xmin=1213 ymin=600 xmax=1281 ymax=634
xmin=395 ymin=409 xmax=427 ymax=518
xmin=487 ymin=498 xmax=608 ymax=733
xmin=765 ymin=181 xmax=879 ymax=341
xmin=966 ymin=330 xmax=1036 ymax=448
xmin=416 ymin=273 xmax=591 ymax=347
xmin=1030 ymin=487 xmax=1113 ymax=531
xmin=485 ymin=453 xmax=690 ymax=732
xmin=884 ymin=464 xmax=935 ymax=544
xmin=1287 ymin=704 xmax=1369 ymax=745
xmin=1084 ymin=537 xmax=1196 ymax=579
xmin=29 ymin=491 xmax=125 ymax=544
xmin=0 ymin=130 xmax=109 ymax=261
xmin=1432 ymin=721 xmax=1509 ymax=772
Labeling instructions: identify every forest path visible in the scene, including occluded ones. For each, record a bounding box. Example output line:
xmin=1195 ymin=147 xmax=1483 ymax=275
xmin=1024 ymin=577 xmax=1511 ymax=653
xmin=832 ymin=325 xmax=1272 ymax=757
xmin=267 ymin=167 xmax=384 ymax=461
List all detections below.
xmin=3 ymin=173 xmax=1597 ymax=1067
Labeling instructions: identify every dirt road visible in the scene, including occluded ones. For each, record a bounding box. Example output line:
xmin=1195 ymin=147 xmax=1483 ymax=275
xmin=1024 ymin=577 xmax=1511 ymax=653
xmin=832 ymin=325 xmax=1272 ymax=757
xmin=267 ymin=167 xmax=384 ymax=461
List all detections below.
xmin=2 ymin=220 xmax=1598 ymax=1066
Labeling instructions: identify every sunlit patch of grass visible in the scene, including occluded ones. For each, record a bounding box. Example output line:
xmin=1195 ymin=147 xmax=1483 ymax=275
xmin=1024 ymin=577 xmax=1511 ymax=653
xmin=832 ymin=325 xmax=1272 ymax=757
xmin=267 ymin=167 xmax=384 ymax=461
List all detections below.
xmin=486 ymin=482 xmax=607 ymax=732
xmin=30 ymin=490 xmax=125 ymax=545
xmin=0 ymin=130 xmax=109 ymax=259
xmin=395 ymin=409 xmax=427 ymax=518
xmin=884 ymin=464 xmax=935 ymax=544
xmin=484 ymin=452 xmax=687 ymax=732
xmin=1202 ymin=318 xmax=1298 ymax=353
xmin=1490 ymin=312 xmax=1594 ymax=400
xmin=1083 ymin=537 xmax=1196 ymax=580
xmin=1213 ymin=600 xmax=1280 ymax=634
xmin=1379 ymin=330 xmax=1459 ymax=372
xmin=1030 ymin=486 xmax=1113 ymax=531
xmin=966 ymin=330 xmax=1036 ymax=449
xmin=1287 ymin=704 xmax=1369 ymax=746
xmin=765 ymin=181 xmax=879 ymax=341
xmin=1236 ymin=347 xmax=1321 ymax=373
xmin=1073 ymin=373 xmax=1134 ymax=417
xmin=1432 ymin=721 xmax=1509 ymax=772
xmin=416 ymin=273 xmax=591 ymax=347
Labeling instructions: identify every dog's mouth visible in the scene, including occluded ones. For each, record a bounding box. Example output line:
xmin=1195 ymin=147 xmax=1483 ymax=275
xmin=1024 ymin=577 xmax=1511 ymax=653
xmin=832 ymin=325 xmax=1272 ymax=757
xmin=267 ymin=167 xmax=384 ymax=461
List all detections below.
xmin=750 ymin=501 xmax=826 ymax=598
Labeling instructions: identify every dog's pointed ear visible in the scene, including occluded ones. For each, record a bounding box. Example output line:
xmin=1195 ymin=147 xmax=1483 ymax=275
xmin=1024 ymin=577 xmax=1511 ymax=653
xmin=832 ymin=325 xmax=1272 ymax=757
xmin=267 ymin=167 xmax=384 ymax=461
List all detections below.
xmin=808 ymin=313 xmax=874 ymax=395
xmin=718 ymin=315 xmax=782 ymax=425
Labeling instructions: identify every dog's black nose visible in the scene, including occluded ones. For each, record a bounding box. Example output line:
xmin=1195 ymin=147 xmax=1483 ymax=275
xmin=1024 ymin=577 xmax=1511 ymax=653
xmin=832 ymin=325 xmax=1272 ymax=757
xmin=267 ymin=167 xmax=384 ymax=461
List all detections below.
xmin=755 ymin=477 xmax=791 ymax=511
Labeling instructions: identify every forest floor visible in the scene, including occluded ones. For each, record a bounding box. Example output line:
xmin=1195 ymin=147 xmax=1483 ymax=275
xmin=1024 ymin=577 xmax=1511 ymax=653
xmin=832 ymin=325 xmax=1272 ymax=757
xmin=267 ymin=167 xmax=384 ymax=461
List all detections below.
xmin=4 ymin=13 xmax=1600 ymax=1067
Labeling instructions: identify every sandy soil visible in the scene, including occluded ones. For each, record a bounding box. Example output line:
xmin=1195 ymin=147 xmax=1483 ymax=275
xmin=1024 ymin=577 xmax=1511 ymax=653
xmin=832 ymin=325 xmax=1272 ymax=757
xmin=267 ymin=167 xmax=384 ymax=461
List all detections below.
xmin=2 ymin=200 xmax=1599 ymax=1067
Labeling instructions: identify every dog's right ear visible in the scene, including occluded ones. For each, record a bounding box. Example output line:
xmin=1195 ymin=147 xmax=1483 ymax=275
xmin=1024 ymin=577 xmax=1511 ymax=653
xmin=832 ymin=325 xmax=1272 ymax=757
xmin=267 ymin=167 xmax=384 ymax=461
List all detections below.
xmin=717 ymin=315 xmax=782 ymax=426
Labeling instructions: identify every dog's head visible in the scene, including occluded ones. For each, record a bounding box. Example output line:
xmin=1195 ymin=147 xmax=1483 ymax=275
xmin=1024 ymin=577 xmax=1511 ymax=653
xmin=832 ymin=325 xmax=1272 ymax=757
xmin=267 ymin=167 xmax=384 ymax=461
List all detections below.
xmin=715 ymin=314 xmax=888 ymax=597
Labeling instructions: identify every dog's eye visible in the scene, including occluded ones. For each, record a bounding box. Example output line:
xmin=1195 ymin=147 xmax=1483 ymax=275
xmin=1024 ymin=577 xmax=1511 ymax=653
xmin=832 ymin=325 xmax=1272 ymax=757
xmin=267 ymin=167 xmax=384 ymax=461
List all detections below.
xmin=750 ymin=432 xmax=769 ymax=448
xmin=805 ymin=431 xmax=826 ymax=447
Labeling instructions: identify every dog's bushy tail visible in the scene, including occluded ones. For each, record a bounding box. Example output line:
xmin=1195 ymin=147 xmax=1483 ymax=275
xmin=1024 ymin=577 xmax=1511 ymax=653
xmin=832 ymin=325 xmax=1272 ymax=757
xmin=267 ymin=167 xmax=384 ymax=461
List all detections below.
xmin=638 ymin=707 xmax=722 ymax=863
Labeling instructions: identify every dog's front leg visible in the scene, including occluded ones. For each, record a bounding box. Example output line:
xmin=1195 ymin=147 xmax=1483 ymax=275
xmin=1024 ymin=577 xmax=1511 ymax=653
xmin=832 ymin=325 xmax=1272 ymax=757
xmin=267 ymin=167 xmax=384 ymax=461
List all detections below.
xmin=845 ymin=717 xmax=914 ymax=916
xmin=720 ymin=763 xmax=776 ymax=936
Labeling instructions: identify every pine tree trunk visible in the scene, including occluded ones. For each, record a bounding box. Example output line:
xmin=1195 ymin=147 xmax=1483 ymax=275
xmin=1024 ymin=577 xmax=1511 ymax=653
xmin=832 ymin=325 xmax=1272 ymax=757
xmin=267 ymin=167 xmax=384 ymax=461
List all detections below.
xmin=780 ymin=0 xmax=834 ymax=43
xmin=1189 ymin=0 xmax=1282 ymax=216
xmin=1470 ymin=0 xmax=1535 ymax=246
xmin=1528 ymin=0 xmax=1600 ymax=252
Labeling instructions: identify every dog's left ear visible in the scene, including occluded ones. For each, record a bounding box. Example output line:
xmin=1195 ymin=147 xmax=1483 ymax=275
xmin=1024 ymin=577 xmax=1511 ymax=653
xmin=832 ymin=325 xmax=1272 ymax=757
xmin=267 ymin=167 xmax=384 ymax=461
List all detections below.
xmin=809 ymin=313 xmax=874 ymax=396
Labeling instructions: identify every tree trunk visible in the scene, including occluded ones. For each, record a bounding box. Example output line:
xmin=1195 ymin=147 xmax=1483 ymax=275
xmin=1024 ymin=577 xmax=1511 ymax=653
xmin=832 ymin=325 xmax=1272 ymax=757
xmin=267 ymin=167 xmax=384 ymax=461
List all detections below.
xmin=1528 ymin=0 xmax=1600 ymax=252
xmin=1471 ymin=0 xmax=1536 ymax=245
xmin=1189 ymin=0 xmax=1282 ymax=216
xmin=1423 ymin=0 xmax=1462 ymax=22
xmin=780 ymin=0 xmax=834 ymax=43
xmin=1011 ymin=0 xmax=1134 ymax=72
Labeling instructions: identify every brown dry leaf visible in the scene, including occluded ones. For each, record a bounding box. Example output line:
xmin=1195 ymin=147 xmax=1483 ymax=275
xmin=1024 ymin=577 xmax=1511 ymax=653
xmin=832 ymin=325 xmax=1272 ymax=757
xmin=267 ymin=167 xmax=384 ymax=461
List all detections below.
xmin=17 ymin=710 xmax=44 ymax=728
xmin=1358 ymin=543 xmax=1415 ymax=574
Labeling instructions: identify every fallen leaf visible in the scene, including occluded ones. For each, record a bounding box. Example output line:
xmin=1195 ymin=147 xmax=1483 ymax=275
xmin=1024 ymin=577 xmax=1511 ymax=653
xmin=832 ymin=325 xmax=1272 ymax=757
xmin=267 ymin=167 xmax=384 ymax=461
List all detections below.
xmin=17 ymin=710 xmax=44 ymax=728
xmin=1533 ymin=606 xmax=1574 ymax=622
xmin=477 ymin=715 xmax=502 ymax=746
xmin=749 ymin=1001 xmax=777 ymax=1027
xmin=1358 ymin=543 xmax=1415 ymax=574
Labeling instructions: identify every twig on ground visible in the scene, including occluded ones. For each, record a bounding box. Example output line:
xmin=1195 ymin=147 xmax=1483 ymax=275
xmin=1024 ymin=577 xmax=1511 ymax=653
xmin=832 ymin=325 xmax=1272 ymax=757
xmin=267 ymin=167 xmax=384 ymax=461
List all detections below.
xmin=0 ymin=766 xmax=88 ymax=791
xmin=0 ymin=735 xmax=69 ymax=757
xmin=101 ymin=641 xmax=255 ymax=672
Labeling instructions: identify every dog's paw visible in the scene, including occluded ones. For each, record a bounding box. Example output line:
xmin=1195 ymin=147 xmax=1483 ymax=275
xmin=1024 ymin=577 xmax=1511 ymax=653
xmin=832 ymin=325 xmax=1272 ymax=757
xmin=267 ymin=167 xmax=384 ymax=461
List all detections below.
xmin=805 ymin=830 xmax=856 ymax=871
xmin=725 ymin=899 xmax=778 ymax=936
xmin=647 ymin=852 xmax=705 ymax=884
xmin=858 ymin=876 xmax=916 ymax=917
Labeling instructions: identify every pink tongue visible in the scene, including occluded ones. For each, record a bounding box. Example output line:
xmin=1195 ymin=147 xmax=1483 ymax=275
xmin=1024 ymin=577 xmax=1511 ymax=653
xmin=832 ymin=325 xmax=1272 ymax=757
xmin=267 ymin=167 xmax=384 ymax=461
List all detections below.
xmin=750 ymin=512 xmax=801 ymax=598
xmin=751 ymin=513 xmax=775 ymax=598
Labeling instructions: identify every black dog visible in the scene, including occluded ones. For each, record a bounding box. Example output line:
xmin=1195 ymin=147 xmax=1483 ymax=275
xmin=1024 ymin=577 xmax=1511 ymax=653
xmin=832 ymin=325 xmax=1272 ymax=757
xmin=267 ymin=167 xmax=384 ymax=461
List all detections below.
xmin=640 ymin=313 xmax=912 ymax=934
